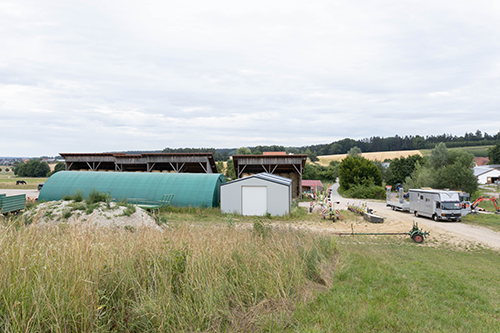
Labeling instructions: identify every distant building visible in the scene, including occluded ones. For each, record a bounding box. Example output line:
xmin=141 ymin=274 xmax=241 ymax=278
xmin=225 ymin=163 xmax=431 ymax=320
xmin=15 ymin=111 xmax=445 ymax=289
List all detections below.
xmin=474 ymin=165 xmax=500 ymax=184
xmin=302 ymin=180 xmax=324 ymax=193
xmin=263 ymin=151 xmax=287 ymax=155
xmin=474 ymin=157 xmax=490 ymax=167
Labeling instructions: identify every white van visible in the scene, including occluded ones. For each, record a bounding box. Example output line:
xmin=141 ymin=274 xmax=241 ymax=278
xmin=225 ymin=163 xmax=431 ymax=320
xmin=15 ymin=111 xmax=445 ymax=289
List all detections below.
xmin=409 ymin=189 xmax=462 ymax=222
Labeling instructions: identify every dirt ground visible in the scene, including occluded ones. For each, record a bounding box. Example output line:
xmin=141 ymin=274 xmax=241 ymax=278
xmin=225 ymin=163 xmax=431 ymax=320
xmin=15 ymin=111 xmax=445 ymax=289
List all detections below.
xmin=0 ymin=189 xmax=39 ymax=200
xmin=298 ymin=183 xmax=500 ymax=251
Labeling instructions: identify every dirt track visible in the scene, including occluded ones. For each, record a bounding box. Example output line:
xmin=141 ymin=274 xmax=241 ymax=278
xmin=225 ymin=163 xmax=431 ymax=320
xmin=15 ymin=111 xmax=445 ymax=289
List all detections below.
xmin=300 ymin=182 xmax=500 ymax=251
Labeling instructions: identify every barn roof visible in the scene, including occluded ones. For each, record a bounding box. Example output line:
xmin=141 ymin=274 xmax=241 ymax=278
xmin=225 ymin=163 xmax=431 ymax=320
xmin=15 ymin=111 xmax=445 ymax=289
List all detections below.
xmin=221 ymin=172 xmax=292 ymax=187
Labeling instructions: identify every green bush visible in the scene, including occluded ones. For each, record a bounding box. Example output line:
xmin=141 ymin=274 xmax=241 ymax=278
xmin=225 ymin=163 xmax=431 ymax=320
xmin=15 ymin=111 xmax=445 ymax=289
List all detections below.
xmin=86 ymin=188 xmax=111 ymax=205
xmin=122 ymin=204 xmax=136 ymax=217
xmin=344 ymin=183 xmax=386 ymax=199
xmin=62 ymin=189 xmax=85 ymax=202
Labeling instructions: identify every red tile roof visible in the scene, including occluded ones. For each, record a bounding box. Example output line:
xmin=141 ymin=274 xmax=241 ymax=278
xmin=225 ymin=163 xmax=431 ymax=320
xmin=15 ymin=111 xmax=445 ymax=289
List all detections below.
xmin=263 ymin=151 xmax=287 ymax=155
xmin=302 ymin=180 xmax=323 ymax=188
xmin=474 ymin=157 xmax=490 ymax=166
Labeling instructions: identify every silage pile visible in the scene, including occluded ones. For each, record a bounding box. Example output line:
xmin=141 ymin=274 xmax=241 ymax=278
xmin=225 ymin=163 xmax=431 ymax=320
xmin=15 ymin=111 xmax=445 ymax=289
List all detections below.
xmin=23 ymin=200 xmax=160 ymax=230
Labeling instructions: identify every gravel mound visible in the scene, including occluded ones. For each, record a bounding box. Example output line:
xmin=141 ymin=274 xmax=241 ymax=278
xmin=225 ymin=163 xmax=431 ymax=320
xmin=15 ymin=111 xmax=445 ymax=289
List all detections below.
xmin=23 ymin=200 xmax=160 ymax=230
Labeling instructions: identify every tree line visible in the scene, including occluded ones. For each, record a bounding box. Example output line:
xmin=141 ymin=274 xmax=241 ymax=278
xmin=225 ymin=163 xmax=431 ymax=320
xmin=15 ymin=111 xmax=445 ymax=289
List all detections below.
xmin=162 ymin=130 xmax=500 ymax=161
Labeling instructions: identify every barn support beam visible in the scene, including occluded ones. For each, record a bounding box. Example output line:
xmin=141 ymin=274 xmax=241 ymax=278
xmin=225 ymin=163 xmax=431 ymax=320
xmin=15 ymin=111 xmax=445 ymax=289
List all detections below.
xmin=293 ymin=164 xmax=303 ymax=199
xmin=238 ymin=165 xmax=247 ymax=178
xmin=199 ymin=162 xmax=207 ymax=173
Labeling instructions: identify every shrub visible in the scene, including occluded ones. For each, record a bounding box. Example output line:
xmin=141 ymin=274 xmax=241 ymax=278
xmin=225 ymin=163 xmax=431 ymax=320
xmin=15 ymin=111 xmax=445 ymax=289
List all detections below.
xmin=122 ymin=204 xmax=136 ymax=217
xmin=344 ymin=183 xmax=386 ymax=200
xmin=62 ymin=189 xmax=84 ymax=202
xmin=86 ymin=188 xmax=111 ymax=205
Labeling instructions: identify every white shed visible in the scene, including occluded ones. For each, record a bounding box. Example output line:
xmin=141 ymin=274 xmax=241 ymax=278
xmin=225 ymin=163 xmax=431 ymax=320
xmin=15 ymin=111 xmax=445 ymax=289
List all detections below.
xmin=221 ymin=173 xmax=293 ymax=216
xmin=474 ymin=166 xmax=500 ymax=184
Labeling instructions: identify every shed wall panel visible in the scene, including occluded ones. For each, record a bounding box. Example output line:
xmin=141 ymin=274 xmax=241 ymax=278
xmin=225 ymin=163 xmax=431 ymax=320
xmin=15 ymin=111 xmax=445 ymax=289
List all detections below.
xmin=221 ymin=176 xmax=291 ymax=215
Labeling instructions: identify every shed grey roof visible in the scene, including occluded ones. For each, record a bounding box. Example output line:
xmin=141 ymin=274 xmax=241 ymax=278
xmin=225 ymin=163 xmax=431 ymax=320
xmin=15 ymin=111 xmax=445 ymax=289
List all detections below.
xmin=474 ymin=166 xmax=500 ymax=177
xmin=221 ymin=172 xmax=292 ymax=187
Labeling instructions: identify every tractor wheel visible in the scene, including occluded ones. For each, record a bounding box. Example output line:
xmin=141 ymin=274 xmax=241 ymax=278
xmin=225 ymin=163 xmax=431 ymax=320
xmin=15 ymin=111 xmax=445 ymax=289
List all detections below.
xmin=412 ymin=233 xmax=424 ymax=243
xmin=432 ymin=214 xmax=438 ymax=221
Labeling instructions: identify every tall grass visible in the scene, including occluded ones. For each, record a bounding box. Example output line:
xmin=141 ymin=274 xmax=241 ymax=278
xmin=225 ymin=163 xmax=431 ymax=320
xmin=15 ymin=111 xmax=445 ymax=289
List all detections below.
xmin=0 ymin=217 xmax=337 ymax=332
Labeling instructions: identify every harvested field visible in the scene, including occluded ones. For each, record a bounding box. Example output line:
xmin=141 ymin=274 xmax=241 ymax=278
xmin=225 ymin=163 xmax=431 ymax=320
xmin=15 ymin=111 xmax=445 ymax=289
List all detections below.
xmin=317 ymin=150 xmax=423 ymax=165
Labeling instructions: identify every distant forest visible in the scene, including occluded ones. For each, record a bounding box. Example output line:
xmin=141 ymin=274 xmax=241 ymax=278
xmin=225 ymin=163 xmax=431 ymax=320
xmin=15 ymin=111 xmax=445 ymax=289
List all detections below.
xmin=158 ymin=130 xmax=500 ymax=161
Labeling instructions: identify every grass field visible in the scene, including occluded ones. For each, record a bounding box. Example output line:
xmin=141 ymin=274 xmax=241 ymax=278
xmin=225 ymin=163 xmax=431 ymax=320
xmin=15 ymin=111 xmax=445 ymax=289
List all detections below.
xmin=0 ymin=170 xmax=47 ymax=189
xmin=463 ymin=213 xmax=500 ymax=233
xmin=2 ymin=205 xmax=500 ymax=332
xmin=317 ymin=145 xmax=493 ymax=165
xmin=420 ymin=145 xmax=493 ymax=157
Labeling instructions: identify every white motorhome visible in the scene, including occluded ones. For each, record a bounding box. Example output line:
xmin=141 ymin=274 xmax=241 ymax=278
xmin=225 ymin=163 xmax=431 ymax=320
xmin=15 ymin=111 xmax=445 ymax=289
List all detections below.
xmin=409 ymin=189 xmax=462 ymax=222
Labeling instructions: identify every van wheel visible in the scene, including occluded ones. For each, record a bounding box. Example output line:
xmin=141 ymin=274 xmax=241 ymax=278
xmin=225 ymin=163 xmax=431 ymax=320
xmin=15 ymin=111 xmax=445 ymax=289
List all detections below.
xmin=432 ymin=214 xmax=438 ymax=221
xmin=414 ymin=211 xmax=418 ymax=217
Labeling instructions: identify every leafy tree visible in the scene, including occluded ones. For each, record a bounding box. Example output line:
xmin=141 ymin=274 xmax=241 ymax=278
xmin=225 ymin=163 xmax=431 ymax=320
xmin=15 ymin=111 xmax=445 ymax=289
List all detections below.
xmin=338 ymin=156 xmax=382 ymax=190
xmin=373 ymin=160 xmax=389 ymax=183
xmin=428 ymin=143 xmax=450 ymax=170
xmin=236 ymin=147 xmax=252 ymax=155
xmin=14 ymin=160 xmax=50 ymax=177
xmin=225 ymin=159 xmax=236 ymax=179
xmin=347 ymin=146 xmax=362 ymax=157
xmin=221 ymin=151 xmax=229 ymax=161
xmin=488 ymin=142 xmax=500 ymax=164
xmin=252 ymin=149 xmax=262 ymax=155
xmin=386 ymin=155 xmax=426 ymax=186
xmin=47 ymin=162 xmax=66 ymax=177
xmin=404 ymin=144 xmax=478 ymax=194
xmin=4 ymin=168 xmax=9 ymax=172
xmin=216 ymin=161 xmax=225 ymax=174
xmin=403 ymin=163 xmax=434 ymax=190
xmin=302 ymin=163 xmax=322 ymax=180
xmin=214 ymin=151 xmax=222 ymax=161
xmin=302 ymin=161 xmax=338 ymax=182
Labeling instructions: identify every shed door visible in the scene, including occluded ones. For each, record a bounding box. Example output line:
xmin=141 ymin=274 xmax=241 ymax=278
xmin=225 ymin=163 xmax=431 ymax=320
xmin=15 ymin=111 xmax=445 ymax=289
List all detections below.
xmin=242 ymin=186 xmax=267 ymax=216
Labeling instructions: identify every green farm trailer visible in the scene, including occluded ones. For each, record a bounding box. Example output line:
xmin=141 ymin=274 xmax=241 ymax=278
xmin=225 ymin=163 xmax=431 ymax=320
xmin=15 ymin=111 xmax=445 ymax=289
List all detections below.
xmin=0 ymin=194 xmax=26 ymax=215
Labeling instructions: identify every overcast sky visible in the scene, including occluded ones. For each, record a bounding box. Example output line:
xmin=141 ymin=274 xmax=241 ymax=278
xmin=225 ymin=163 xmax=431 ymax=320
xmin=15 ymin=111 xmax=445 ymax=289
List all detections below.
xmin=1 ymin=0 xmax=500 ymax=156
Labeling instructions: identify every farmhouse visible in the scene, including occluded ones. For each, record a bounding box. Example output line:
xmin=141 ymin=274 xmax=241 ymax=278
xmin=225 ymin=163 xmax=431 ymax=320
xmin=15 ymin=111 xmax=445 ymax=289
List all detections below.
xmin=301 ymin=180 xmax=324 ymax=193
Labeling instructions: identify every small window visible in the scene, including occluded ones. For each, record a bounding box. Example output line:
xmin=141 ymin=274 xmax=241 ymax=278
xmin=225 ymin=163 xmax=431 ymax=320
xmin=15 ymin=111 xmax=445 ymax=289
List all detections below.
xmin=426 ymin=198 xmax=430 ymax=202
xmin=420 ymin=195 xmax=423 ymax=200
xmin=436 ymin=202 xmax=441 ymax=209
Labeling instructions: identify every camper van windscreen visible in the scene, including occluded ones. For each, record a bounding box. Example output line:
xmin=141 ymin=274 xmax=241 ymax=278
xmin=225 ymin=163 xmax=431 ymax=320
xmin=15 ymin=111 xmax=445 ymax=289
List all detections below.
xmin=442 ymin=202 xmax=460 ymax=210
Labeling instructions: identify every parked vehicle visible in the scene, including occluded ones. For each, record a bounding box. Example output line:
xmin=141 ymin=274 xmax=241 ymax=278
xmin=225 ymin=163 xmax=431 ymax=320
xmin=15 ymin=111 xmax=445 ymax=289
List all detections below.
xmin=409 ymin=189 xmax=462 ymax=221
xmin=38 ymin=183 xmax=44 ymax=191
xmin=386 ymin=187 xmax=410 ymax=212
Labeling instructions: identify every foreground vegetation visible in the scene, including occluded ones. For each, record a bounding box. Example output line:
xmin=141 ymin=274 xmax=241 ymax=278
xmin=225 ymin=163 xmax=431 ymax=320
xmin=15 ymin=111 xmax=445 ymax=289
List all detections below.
xmin=2 ymin=202 xmax=500 ymax=332
xmin=0 ymin=214 xmax=337 ymax=332
xmin=463 ymin=213 xmax=500 ymax=233
xmin=291 ymin=238 xmax=500 ymax=332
